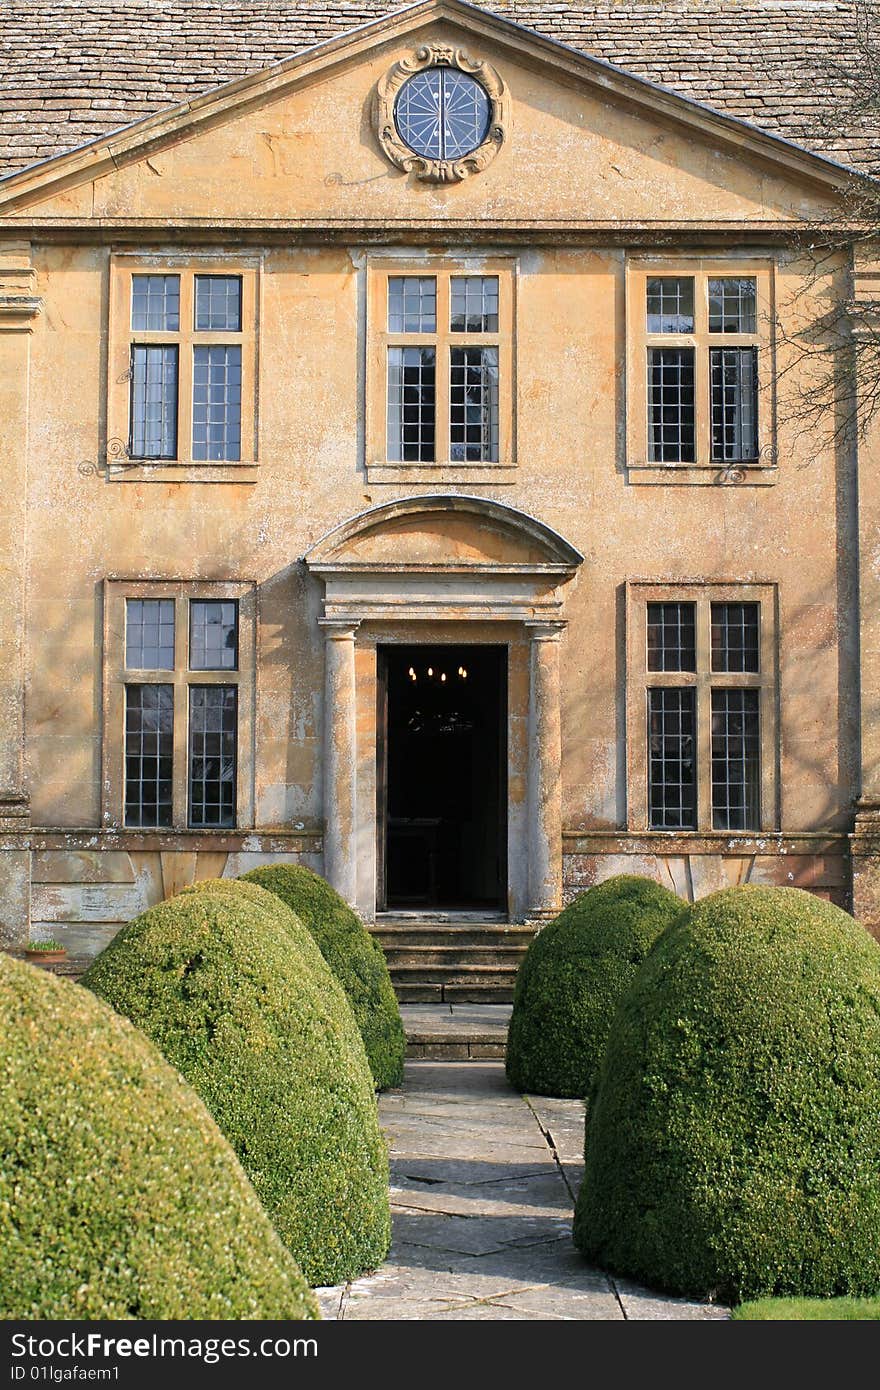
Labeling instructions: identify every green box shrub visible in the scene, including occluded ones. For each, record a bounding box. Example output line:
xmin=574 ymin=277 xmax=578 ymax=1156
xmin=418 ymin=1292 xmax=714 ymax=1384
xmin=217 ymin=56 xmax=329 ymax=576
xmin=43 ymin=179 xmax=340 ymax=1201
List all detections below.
xmin=506 ymin=875 xmax=684 ymax=1097
xmin=83 ymin=880 xmax=391 ymax=1287
xmin=574 ymin=884 xmax=880 ymax=1302
xmin=241 ymin=864 xmax=405 ymax=1090
xmin=0 ymin=951 xmax=317 ymax=1320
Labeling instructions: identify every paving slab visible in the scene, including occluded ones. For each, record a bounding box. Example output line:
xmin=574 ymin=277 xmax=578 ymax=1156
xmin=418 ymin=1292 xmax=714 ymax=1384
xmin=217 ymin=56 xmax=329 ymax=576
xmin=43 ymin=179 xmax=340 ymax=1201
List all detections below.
xmin=391 ymin=1171 xmax=571 ymax=1218
xmin=401 ymin=1003 xmax=513 ymax=1035
xmin=317 ymin=1061 xmax=728 ymax=1321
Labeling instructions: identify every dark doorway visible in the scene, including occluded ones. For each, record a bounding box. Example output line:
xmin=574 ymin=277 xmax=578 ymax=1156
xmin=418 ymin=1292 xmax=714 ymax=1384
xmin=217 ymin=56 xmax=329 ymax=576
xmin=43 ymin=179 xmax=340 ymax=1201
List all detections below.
xmin=377 ymin=644 xmax=507 ymax=912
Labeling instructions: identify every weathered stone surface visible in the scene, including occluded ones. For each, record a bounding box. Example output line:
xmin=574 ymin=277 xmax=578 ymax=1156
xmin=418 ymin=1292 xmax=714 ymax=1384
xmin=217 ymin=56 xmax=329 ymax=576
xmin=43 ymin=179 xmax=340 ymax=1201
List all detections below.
xmin=318 ymin=1061 xmax=728 ymax=1320
xmin=614 ymin=1278 xmax=729 ymax=1321
xmin=0 ymin=851 xmax=29 ymax=947
xmin=31 ymin=851 xmax=136 ymax=885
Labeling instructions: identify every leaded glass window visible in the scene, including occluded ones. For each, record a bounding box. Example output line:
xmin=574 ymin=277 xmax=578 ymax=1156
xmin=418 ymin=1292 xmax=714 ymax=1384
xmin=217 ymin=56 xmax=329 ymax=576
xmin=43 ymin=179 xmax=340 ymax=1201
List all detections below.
xmin=192 ymin=345 xmax=242 ymax=461
xmin=388 ymin=277 xmax=437 ymax=333
xmin=648 ymin=687 xmax=697 ymax=830
xmin=126 ymin=598 xmax=175 ymax=670
xmin=711 ymin=688 xmax=760 ymax=829
xmin=647 ymin=277 xmax=695 ymax=334
xmin=633 ymin=585 xmax=772 ymax=833
xmin=647 ymin=602 xmax=696 ymax=672
xmin=394 ymin=68 xmax=491 ymax=160
xmin=632 ymin=266 xmax=767 ymax=475
xmin=388 ymin=346 xmax=436 ymax=461
xmin=450 ymin=347 xmax=498 ymax=461
xmin=708 ymin=277 xmax=757 ymax=334
xmin=131 ymin=274 xmax=180 ymax=332
xmin=378 ymin=265 xmax=507 ymax=468
xmin=188 ymin=685 xmax=237 ymax=828
xmin=124 ymin=684 xmax=174 ymax=828
xmin=194 ymin=275 xmax=242 ymax=331
xmin=120 ymin=266 xmax=253 ymax=468
xmin=451 ymin=276 xmax=499 ymax=333
xmin=648 ymin=347 xmax=696 ymax=462
xmin=190 ymin=600 xmax=238 ymax=671
xmin=711 ymin=602 xmax=760 ymax=673
xmin=108 ymin=583 xmax=252 ymax=832
xmin=130 ymin=345 xmax=178 ymax=459
xmin=710 ymin=347 xmax=758 ymax=462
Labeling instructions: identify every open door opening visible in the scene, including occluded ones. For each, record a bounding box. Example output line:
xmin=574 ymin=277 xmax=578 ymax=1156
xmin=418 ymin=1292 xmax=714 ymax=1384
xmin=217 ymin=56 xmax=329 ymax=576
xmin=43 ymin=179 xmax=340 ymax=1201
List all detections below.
xmin=377 ymin=644 xmax=507 ymax=912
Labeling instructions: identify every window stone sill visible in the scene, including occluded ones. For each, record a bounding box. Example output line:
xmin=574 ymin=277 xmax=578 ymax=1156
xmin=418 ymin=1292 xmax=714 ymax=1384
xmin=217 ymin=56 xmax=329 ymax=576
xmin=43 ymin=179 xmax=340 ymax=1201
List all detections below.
xmin=626 ymin=462 xmax=779 ymax=486
xmin=104 ymin=460 xmax=259 ymax=484
xmin=365 ymin=461 xmax=518 ymax=485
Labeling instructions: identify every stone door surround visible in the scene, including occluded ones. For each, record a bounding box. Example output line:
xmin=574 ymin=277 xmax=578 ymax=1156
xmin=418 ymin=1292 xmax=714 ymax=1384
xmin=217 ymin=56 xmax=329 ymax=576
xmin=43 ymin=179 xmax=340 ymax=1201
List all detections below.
xmin=303 ymin=495 xmax=583 ymax=921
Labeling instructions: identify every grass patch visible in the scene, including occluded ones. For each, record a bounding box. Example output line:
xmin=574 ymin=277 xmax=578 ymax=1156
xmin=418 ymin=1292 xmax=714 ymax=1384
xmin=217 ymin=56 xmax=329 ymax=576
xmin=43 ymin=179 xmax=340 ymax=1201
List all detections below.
xmin=734 ymin=1297 xmax=880 ymax=1320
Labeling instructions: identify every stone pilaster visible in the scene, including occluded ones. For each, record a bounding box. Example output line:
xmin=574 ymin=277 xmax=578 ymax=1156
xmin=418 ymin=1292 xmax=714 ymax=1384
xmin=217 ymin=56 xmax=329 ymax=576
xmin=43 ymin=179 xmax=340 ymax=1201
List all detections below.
xmin=852 ymin=251 xmax=880 ymax=935
xmin=320 ymin=619 xmax=360 ymax=907
xmin=525 ymin=619 xmax=565 ymax=920
xmin=852 ymin=803 xmax=880 ymax=941
xmin=0 ymin=242 xmax=39 ymax=944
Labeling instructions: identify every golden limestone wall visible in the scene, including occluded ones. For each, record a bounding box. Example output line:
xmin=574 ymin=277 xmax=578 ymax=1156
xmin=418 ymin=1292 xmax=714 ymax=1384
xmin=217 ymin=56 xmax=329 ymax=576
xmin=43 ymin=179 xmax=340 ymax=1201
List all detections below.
xmin=0 ymin=238 xmax=852 ymax=953
xmin=0 ymin=13 xmax=864 ymax=950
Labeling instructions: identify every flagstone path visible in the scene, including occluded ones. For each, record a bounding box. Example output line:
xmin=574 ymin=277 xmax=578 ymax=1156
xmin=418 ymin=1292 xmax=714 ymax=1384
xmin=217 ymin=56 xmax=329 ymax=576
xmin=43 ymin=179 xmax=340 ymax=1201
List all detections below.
xmin=317 ymin=1062 xmax=728 ymax=1320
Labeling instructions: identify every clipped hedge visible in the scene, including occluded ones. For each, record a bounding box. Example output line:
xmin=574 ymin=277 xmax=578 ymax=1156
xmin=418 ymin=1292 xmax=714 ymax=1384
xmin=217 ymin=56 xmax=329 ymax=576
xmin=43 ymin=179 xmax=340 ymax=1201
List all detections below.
xmin=574 ymin=885 xmax=880 ymax=1302
xmin=241 ymin=864 xmax=405 ymax=1091
xmin=0 ymin=951 xmax=317 ymax=1320
xmin=83 ymin=881 xmax=391 ymax=1287
xmin=506 ymin=875 xmax=684 ymax=1098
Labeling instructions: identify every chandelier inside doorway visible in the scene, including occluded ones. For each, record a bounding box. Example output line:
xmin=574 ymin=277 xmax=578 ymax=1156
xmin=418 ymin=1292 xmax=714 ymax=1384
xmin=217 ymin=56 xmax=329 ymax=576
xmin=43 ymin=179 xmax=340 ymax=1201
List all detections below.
xmin=407 ymin=663 xmax=469 ymax=683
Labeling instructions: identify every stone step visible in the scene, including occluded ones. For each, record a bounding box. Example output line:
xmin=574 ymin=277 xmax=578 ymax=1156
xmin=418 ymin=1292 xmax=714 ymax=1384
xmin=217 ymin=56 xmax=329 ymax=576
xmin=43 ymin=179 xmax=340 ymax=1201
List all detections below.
xmin=7 ymin=951 xmax=89 ymax=981
xmin=401 ymin=1003 xmax=512 ymax=1060
xmin=376 ymin=913 xmax=508 ymax=924
xmin=372 ymin=915 xmax=532 ymax=1004
xmin=372 ymin=925 xmax=534 ymax=948
xmin=382 ymin=944 xmax=527 ymax=968
xmin=396 ymin=982 xmax=517 ymax=1004
xmin=388 ymin=960 xmax=519 ymax=980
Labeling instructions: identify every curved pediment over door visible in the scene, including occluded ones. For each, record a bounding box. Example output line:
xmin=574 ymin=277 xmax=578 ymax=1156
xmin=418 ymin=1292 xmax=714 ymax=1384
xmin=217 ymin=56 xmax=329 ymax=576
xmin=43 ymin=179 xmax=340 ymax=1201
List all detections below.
xmin=302 ymin=494 xmax=584 ymax=622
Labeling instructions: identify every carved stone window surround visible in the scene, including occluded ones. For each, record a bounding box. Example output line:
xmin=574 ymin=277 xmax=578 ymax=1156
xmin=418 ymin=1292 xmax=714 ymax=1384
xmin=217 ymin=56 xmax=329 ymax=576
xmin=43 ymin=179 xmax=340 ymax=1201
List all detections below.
xmin=625 ymin=255 xmax=778 ymax=486
xmin=101 ymin=578 xmax=256 ymax=831
xmin=105 ymin=251 xmax=262 ymax=484
xmin=365 ymin=252 xmax=517 ymax=484
xmin=374 ymin=44 xmax=509 ymax=184
xmin=625 ymin=579 xmax=779 ymax=833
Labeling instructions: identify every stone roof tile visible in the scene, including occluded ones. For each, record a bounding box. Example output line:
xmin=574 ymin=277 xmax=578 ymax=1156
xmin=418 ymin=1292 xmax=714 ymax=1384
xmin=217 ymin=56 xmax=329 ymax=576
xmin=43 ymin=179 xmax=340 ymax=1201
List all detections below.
xmin=0 ymin=1 xmax=875 ymax=180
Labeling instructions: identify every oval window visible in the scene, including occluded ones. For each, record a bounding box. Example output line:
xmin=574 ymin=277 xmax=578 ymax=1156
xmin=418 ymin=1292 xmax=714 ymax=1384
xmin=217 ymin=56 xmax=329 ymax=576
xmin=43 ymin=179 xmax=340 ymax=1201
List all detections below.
xmin=394 ymin=68 xmax=491 ymax=160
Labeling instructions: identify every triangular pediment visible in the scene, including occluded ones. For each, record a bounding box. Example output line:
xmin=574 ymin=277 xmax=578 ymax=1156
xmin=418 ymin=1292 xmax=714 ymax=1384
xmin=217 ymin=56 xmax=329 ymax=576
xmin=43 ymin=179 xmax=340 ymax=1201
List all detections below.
xmin=0 ymin=0 xmax=858 ymax=226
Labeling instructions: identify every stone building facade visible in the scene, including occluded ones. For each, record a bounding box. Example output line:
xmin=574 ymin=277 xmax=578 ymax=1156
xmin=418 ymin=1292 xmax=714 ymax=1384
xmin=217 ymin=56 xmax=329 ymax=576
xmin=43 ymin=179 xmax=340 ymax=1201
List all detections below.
xmin=1 ymin=0 xmax=879 ymax=960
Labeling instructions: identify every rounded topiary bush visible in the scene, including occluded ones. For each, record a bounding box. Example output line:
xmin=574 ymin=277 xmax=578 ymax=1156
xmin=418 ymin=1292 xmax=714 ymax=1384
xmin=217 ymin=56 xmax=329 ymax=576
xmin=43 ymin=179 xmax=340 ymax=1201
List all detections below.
xmin=574 ymin=885 xmax=880 ymax=1302
xmin=0 ymin=951 xmax=317 ymax=1320
xmin=241 ymin=864 xmax=406 ymax=1091
xmin=506 ymin=875 xmax=684 ymax=1098
xmin=83 ymin=882 xmax=391 ymax=1287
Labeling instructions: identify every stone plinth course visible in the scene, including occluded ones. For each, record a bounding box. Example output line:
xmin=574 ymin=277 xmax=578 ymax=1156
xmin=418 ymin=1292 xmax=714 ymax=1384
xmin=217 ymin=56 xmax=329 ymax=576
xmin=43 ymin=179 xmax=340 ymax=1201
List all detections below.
xmin=318 ymin=1062 xmax=727 ymax=1320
